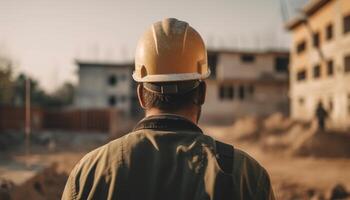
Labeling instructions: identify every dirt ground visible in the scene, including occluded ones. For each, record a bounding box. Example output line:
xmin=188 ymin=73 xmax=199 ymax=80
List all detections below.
xmin=203 ymin=124 xmax=350 ymax=199
xmin=232 ymin=141 xmax=350 ymax=199
xmin=0 ymin=122 xmax=349 ymax=199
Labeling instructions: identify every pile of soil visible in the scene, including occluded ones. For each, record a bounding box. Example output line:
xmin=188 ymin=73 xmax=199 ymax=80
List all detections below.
xmin=228 ymin=113 xmax=350 ymax=158
xmin=9 ymin=164 xmax=68 ymax=200
xmin=262 ymin=113 xmax=295 ymax=134
xmin=261 ymin=121 xmax=314 ymax=152
xmin=229 ymin=113 xmax=302 ymax=142
xmin=230 ymin=116 xmax=262 ymax=141
xmin=293 ymin=131 xmax=350 ymax=158
xmin=202 ymin=116 xmax=262 ymax=144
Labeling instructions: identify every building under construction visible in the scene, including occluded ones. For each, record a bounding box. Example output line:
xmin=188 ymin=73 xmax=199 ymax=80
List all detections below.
xmin=286 ymin=0 xmax=350 ymax=129
xmin=201 ymin=49 xmax=289 ymax=123
xmin=74 ymin=61 xmax=141 ymax=118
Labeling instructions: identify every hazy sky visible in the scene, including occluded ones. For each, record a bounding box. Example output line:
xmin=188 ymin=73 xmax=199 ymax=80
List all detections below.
xmin=0 ymin=0 xmax=306 ymax=91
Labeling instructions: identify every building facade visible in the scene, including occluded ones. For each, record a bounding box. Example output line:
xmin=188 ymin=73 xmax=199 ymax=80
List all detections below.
xmin=74 ymin=61 xmax=141 ymax=117
xmin=286 ymin=0 xmax=350 ymax=129
xmin=201 ymin=50 xmax=289 ymax=123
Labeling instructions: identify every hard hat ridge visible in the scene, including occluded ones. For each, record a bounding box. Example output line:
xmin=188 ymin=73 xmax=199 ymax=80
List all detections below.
xmin=159 ymin=18 xmax=188 ymax=36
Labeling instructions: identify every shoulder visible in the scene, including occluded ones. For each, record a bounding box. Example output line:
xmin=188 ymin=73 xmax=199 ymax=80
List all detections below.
xmin=233 ymin=148 xmax=269 ymax=179
xmin=71 ymin=130 xmax=148 ymax=174
xmin=78 ymin=136 xmax=125 ymax=168
xmin=67 ymin=136 xmax=125 ymax=184
xmin=62 ymin=133 xmax=134 ymax=199
xmin=233 ymin=148 xmax=264 ymax=169
xmin=233 ymin=148 xmax=274 ymax=198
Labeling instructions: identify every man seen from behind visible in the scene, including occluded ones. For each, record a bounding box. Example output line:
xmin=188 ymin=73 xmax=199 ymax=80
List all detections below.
xmin=62 ymin=18 xmax=275 ymax=200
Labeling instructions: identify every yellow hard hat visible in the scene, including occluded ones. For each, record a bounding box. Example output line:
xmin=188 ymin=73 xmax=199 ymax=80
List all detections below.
xmin=133 ymin=18 xmax=210 ymax=83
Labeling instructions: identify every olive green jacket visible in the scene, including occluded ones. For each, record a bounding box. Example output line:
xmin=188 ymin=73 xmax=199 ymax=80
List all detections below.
xmin=62 ymin=115 xmax=275 ymax=200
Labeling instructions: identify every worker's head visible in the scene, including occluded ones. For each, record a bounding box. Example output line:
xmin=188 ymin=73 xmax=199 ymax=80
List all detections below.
xmin=133 ymin=18 xmax=210 ymax=122
xmin=317 ymin=100 xmax=324 ymax=107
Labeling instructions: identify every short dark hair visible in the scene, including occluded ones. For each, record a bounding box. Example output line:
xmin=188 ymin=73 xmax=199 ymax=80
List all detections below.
xmin=140 ymin=82 xmax=204 ymax=111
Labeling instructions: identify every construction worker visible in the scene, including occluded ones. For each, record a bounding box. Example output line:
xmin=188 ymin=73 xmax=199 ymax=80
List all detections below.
xmin=315 ymin=101 xmax=328 ymax=131
xmin=62 ymin=18 xmax=275 ymax=200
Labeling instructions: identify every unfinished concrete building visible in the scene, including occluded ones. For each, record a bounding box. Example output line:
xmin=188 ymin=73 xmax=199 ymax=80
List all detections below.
xmin=74 ymin=61 xmax=141 ymax=117
xmin=286 ymin=0 xmax=350 ymax=129
xmin=201 ymin=50 xmax=289 ymax=124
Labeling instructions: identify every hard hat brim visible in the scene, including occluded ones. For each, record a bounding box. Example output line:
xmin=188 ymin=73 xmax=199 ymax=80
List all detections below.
xmin=132 ymin=70 xmax=211 ymax=83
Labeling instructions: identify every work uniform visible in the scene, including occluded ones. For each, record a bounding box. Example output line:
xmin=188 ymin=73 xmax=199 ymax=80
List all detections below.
xmin=62 ymin=114 xmax=275 ymax=200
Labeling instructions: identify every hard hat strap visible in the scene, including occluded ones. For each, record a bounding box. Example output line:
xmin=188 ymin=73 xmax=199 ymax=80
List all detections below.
xmin=143 ymin=80 xmax=200 ymax=94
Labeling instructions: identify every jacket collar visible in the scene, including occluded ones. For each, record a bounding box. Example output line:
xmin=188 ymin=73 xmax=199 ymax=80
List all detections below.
xmin=133 ymin=114 xmax=203 ymax=133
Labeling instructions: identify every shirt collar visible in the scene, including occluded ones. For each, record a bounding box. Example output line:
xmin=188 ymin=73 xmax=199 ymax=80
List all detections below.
xmin=133 ymin=114 xmax=203 ymax=133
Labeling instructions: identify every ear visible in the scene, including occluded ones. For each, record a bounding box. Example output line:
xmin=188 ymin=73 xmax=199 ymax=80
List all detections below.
xmin=197 ymin=81 xmax=206 ymax=105
xmin=137 ymin=84 xmax=147 ymax=109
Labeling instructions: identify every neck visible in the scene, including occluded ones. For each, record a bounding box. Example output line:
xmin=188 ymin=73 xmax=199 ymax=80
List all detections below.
xmin=145 ymin=108 xmax=198 ymax=124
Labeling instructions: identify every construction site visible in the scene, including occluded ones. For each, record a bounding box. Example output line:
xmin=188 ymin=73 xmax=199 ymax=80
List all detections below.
xmin=1 ymin=0 xmax=350 ymax=199
xmin=0 ymin=113 xmax=350 ymax=199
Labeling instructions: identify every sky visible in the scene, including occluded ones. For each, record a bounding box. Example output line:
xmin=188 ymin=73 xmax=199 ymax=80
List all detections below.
xmin=0 ymin=0 xmax=307 ymax=92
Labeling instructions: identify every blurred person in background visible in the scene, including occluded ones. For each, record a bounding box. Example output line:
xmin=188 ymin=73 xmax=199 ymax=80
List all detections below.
xmin=315 ymin=101 xmax=328 ymax=131
xmin=62 ymin=18 xmax=275 ymax=200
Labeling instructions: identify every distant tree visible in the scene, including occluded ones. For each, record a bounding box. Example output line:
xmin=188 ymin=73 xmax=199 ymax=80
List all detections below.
xmin=14 ymin=74 xmax=75 ymax=108
xmin=39 ymin=82 xmax=75 ymax=108
xmin=51 ymin=82 xmax=75 ymax=106
xmin=13 ymin=73 xmax=48 ymax=107
xmin=0 ymin=56 xmax=15 ymax=105
xmin=0 ymin=57 xmax=75 ymax=108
